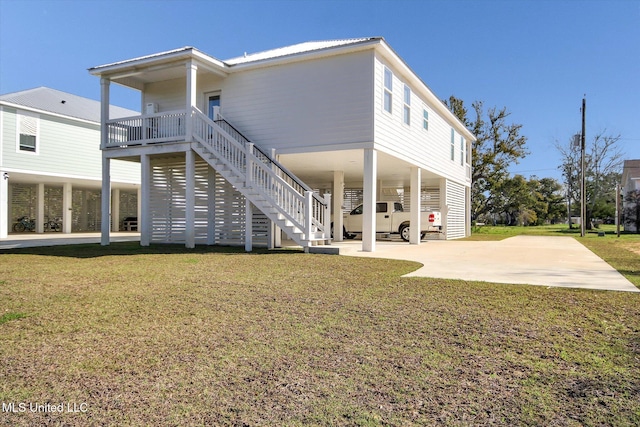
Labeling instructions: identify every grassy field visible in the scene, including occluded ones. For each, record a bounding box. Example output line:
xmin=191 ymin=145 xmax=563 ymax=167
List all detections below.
xmin=1 ymin=239 xmax=639 ymax=426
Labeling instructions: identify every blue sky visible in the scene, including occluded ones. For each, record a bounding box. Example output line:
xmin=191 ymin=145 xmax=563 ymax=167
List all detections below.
xmin=1 ymin=0 xmax=638 ymax=180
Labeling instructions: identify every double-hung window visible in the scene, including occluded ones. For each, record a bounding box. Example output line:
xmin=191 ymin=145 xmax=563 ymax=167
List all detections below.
xmin=403 ymin=85 xmax=411 ymax=125
xmin=423 ymin=109 xmax=429 ymax=130
xmin=383 ymin=67 xmax=393 ymax=114
xmin=18 ymin=112 xmax=39 ymax=153
xmin=460 ymin=136 xmax=465 ymax=166
xmin=450 ymin=128 xmax=455 ymax=161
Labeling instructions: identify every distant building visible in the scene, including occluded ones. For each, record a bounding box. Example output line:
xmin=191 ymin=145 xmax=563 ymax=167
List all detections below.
xmin=0 ymin=87 xmax=140 ymax=238
xmin=622 ymin=159 xmax=640 ymax=232
xmin=89 ymin=37 xmax=475 ymax=251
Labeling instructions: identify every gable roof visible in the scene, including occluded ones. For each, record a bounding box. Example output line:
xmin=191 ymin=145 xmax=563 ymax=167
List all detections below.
xmin=0 ymin=87 xmax=138 ymax=123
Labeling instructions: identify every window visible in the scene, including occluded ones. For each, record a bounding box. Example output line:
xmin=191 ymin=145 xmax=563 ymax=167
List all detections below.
xmin=403 ymin=85 xmax=411 ymax=125
xmin=383 ymin=67 xmax=393 ymax=113
xmin=450 ymin=128 xmax=455 ymax=161
xmin=18 ymin=112 xmax=38 ymax=153
xmin=423 ymin=109 xmax=429 ymax=130
xmin=460 ymin=136 xmax=465 ymax=166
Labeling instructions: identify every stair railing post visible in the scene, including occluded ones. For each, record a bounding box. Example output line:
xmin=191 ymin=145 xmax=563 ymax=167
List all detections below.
xmin=305 ymin=190 xmax=313 ymax=244
xmin=246 ymin=143 xmax=254 ymax=189
xmin=323 ymin=193 xmax=332 ymax=244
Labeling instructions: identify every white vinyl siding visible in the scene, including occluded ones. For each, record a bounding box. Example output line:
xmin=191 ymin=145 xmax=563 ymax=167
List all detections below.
xmin=221 ymin=50 xmax=374 ymax=154
xmin=373 ymin=54 xmax=470 ymax=186
xmin=1 ymin=106 xmax=139 ymax=184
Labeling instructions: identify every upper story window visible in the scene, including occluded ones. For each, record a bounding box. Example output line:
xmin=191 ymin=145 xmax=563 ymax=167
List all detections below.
xmin=460 ymin=136 xmax=465 ymax=166
xmin=383 ymin=67 xmax=393 ymax=114
xmin=17 ymin=112 xmax=39 ymax=153
xmin=403 ymin=85 xmax=411 ymax=125
xmin=450 ymin=128 xmax=455 ymax=161
xmin=423 ymin=109 xmax=429 ymax=130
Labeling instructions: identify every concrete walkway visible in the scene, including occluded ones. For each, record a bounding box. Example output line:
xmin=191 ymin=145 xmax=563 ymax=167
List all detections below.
xmin=0 ymin=232 xmax=140 ymax=250
xmin=337 ymin=236 xmax=639 ymax=293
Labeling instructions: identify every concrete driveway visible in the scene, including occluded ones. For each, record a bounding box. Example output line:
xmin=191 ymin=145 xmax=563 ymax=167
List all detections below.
xmin=338 ymin=236 xmax=639 ymax=293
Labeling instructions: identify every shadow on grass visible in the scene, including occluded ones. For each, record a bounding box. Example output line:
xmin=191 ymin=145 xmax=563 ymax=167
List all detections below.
xmin=0 ymin=241 xmax=303 ymax=259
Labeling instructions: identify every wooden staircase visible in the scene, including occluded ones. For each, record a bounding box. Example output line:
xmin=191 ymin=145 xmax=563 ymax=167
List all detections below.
xmin=190 ymin=108 xmax=331 ymax=249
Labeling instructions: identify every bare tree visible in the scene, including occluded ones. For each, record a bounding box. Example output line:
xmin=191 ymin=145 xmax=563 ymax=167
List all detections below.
xmin=556 ymin=130 xmax=624 ymax=227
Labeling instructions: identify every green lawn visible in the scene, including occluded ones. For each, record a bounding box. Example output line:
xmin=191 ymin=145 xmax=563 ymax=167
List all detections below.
xmin=1 ymin=242 xmax=639 ymax=426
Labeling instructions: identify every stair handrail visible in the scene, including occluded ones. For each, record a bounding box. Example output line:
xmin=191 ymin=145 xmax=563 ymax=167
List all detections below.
xmin=211 ymin=110 xmax=326 ymax=209
xmin=192 ymin=108 xmax=328 ymax=241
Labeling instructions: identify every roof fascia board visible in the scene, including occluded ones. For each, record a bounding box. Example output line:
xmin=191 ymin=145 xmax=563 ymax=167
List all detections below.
xmin=0 ymin=101 xmax=101 ymax=126
xmin=227 ymin=38 xmax=383 ymax=71
xmin=375 ymin=41 xmax=476 ymax=142
xmin=89 ymin=48 xmax=228 ymax=77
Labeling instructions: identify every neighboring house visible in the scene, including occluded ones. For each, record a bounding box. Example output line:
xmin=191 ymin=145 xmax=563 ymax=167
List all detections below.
xmin=0 ymin=87 xmax=140 ymax=238
xmin=89 ymin=37 xmax=475 ymax=252
xmin=622 ymin=159 xmax=640 ymax=232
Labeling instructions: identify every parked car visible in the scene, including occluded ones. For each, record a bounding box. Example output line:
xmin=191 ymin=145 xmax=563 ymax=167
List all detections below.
xmin=337 ymin=201 xmax=441 ymax=241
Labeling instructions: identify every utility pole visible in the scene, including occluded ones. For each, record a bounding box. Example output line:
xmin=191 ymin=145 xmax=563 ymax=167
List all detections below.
xmin=580 ymin=97 xmax=586 ymax=238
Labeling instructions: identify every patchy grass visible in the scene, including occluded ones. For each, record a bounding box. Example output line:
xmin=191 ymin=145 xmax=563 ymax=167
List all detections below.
xmin=0 ymin=312 xmax=27 ymax=325
xmin=1 ymin=243 xmax=639 ymax=426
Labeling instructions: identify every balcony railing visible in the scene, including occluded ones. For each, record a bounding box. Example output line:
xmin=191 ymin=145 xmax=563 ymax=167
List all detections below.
xmin=105 ymin=110 xmax=186 ymax=148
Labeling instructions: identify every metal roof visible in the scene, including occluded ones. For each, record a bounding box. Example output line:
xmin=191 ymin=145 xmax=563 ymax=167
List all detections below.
xmin=0 ymin=87 xmax=138 ymax=123
xmin=224 ymin=38 xmax=379 ymax=65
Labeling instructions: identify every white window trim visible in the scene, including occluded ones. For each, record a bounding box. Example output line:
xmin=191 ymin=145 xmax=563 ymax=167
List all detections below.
xmin=403 ymin=84 xmax=411 ymax=126
xmin=450 ymin=128 xmax=455 ymax=161
xmin=460 ymin=136 xmax=465 ymax=166
xmin=16 ymin=110 xmax=40 ymax=155
xmin=383 ymin=66 xmax=393 ymax=115
xmin=422 ymin=108 xmax=429 ymax=131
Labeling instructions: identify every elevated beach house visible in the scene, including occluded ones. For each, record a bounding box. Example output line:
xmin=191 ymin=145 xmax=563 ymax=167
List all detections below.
xmin=0 ymin=87 xmax=140 ymax=238
xmin=89 ymin=37 xmax=474 ymax=252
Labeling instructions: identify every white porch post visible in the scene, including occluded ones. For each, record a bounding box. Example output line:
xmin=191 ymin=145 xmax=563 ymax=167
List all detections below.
xmin=332 ymin=170 xmax=344 ymax=242
xmin=140 ymin=154 xmax=151 ymax=246
xmin=410 ymin=167 xmax=422 ymax=244
xmin=185 ymin=150 xmax=195 ymax=248
xmin=185 ymin=61 xmax=197 ymax=140
xmin=100 ymin=78 xmax=111 ymax=245
xmin=0 ymin=172 xmax=8 ymax=238
xmin=36 ymin=183 xmax=44 ymax=233
xmin=112 ymin=188 xmax=120 ymax=232
xmin=245 ymin=200 xmax=253 ymax=252
xmin=101 ymin=156 xmax=111 ymax=245
xmin=362 ymin=148 xmax=377 ymax=252
xmin=62 ymin=183 xmax=72 ymax=233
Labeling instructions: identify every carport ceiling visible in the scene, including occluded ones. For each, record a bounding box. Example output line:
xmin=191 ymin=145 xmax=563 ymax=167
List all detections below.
xmin=278 ymin=149 xmax=442 ymax=188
